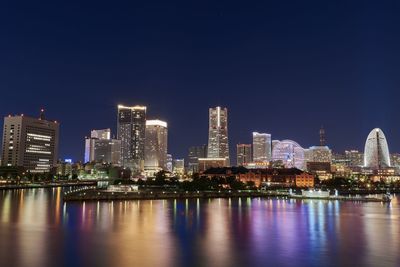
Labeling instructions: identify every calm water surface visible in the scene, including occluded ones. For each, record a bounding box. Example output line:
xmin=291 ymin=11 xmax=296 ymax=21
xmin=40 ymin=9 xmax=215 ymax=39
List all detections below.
xmin=0 ymin=188 xmax=399 ymax=267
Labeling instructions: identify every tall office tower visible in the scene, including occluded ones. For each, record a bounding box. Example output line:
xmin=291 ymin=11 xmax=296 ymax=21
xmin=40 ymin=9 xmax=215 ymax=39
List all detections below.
xmin=144 ymin=120 xmax=168 ymax=175
xmin=252 ymin=132 xmax=272 ymax=162
xmin=117 ymin=105 xmax=146 ymax=173
xmin=1 ymin=110 xmax=59 ymax=173
xmin=207 ymin=106 xmax=229 ymax=165
xmin=188 ymin=145 xmax=207 ymax=174
xmin=84 ymin=128 xmax=111 ymax=163
xmin=237 ymin=144 xmax=252 ymax=166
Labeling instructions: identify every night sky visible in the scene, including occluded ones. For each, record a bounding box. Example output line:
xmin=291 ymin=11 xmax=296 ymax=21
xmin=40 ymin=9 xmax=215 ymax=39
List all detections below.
xmin=1 ymin=1 xmax=400 ymax=161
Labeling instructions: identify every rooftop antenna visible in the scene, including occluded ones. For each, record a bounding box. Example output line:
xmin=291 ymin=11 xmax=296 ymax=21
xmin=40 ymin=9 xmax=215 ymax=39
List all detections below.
xmin=39 ymin=108 xmax=45 ymax=120
xmin=319 ymin=126 xmax=326 ymax=146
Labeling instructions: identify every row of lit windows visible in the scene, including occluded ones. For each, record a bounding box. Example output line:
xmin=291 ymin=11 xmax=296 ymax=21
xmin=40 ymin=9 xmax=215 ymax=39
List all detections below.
xmin=27 ymin=133 xmax=52 ymax=141
xmin=25 ymin=149 xmax=51 ymax=154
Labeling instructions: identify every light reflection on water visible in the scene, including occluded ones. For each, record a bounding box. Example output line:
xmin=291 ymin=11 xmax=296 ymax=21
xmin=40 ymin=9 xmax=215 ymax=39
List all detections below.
xmin=0 ymin=188 xmax=399 ymax=267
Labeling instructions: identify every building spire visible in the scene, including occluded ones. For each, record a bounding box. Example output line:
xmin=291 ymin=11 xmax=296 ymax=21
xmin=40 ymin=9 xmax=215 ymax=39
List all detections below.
xmin=319 ymin=126 xmax=326 ymax=146
xmin=39 ymin=108 xmax=45 ymax=120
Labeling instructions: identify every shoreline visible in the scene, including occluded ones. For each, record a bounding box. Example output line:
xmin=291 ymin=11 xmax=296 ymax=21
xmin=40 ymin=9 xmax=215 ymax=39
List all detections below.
xmin=63 ymin=189 xmax=391 ymax=203
xmin=0 ymin=181 xmax=97 ymax=190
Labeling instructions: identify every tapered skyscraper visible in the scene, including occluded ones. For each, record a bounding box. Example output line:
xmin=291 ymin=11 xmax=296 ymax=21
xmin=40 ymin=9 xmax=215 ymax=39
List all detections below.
xmin=117 ymin=105 xmax=146 ymax=173
xmin=207 ymin=106 xmax=229 ymax=165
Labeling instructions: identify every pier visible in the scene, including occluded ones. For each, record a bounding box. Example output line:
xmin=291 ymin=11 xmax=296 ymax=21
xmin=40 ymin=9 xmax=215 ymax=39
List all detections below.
xmin=63 ymin=188 xmax=391 ymax=203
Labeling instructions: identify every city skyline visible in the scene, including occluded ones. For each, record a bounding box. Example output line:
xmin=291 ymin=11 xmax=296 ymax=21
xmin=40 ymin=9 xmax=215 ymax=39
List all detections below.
xmin=2 ymin=106 xmax=400 ymax=163
xmin=2 ymin=2 xmax=400 ymax=267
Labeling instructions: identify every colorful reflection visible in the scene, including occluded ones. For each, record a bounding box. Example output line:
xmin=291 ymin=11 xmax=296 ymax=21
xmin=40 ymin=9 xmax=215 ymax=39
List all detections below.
xmin=0 ymin=189 xmax=399 ymax=267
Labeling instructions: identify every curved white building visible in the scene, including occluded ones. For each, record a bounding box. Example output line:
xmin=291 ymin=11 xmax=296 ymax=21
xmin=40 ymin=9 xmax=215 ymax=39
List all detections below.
xmin=272 ymin=140 xmax=305 ymax=169
xmin=364 ymin=128 xmax=390 ymax=169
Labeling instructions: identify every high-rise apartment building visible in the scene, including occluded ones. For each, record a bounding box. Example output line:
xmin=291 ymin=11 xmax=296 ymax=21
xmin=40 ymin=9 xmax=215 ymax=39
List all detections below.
xmin=117 ymin=105 xmax=146 ymax=173
xmin=144 ymin=120 xmax=168 ymax=175
xmin=252 ymin=132 xmax=271 ymax=162
xmin=237 ymin=144 xmax=252 ymax=166
xmin=207 ymin=106 xmax=229 ymax=165
xmin=1 ymin=111 xmax=59 ymax=173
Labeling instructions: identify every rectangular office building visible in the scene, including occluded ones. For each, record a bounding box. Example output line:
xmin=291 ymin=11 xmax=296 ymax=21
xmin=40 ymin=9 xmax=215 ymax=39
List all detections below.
xmin=1 ymin=112 xmax=59 ymax=173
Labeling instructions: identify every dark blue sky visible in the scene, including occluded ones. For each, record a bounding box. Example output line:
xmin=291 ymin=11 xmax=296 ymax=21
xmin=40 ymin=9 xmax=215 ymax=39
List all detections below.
xmin=1 ymin=0 xmax=400 ymax=161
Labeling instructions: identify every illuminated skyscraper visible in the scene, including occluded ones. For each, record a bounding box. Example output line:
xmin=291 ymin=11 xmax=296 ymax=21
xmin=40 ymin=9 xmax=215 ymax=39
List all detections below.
xmin=237 ymin=144 xmax=252 ymax=166
xmin=364 ymin=128 xmax=390 ymax=169
xmin=117 ymin=105 xmax=146 ymax=173
xmin=1 ymin=110 xmax=59 ymax=173
xmin=144 ymin=120 xmax=168 ymax=175
xmin=207 ymin=106 xmax=229 ymax=165
xmin=252 ymin=132 xmax=272 ymax=162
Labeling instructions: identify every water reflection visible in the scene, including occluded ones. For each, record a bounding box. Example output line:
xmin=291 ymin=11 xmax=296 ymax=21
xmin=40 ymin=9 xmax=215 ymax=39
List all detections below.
xmin=0 ymin=189 xmax=399 ymax=267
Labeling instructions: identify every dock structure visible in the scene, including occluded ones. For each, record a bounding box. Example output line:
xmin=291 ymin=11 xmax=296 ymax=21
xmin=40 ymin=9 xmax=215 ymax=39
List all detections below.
xmin=63 ymin=188 xmax=391 ymax=203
